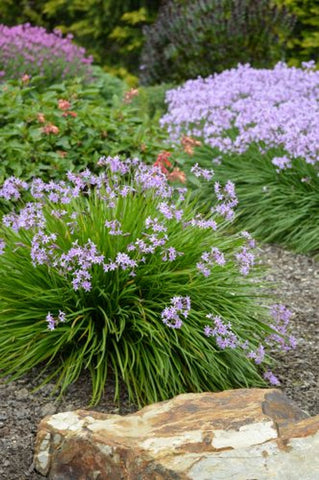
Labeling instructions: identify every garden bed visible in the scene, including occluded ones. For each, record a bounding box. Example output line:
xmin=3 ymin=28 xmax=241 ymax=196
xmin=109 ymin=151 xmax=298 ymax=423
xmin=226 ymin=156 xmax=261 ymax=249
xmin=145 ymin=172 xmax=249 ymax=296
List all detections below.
xmin=0 ymin=243 xmax=318 ymax=479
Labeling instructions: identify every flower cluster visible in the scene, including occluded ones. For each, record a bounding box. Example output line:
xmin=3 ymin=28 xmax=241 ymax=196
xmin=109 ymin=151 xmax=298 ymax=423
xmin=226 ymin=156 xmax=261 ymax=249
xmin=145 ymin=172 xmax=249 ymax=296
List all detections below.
xmin=153 ymin=151 xmax=186 ymax=184
xmin=204 ymin=314 xmax=238 ymax=349
xmin=191 ymin=163 xmax=214 ymax=181
xmin=181 ymin=135 xmax=201 ymax=155
xmin=235 ymin=247 xmax=255 ymax=276
xmin=123 ymin=88 xmax=139 ymax=104
xmin=234 ymin=231 xmax=256 ymax=276
xmin=0 ymin=23 xmax=93 ymax=84
xmin=213 ymin=180 xmax=238 ymax=221
xmin=161 ymin=62 xmax=319 ymax=168
xmin=154 ymin=151 xmax=172 ymax=174
xmin=197 ymin=247 xmax=225 ymax=277
xmin=0 ymin=177 xmax=28 ymax=201
xmin=265 ymin=304 xmax=297 ymax=352
xmin=58 ymin=240 xmax=105 ymax=291
xmin=46 ymin=310 xmax=66 ymax=331
xmin=0 ymin=238 xmax=5 ymax=255
xmin=161 ymin=296 xmax=191 ymax=329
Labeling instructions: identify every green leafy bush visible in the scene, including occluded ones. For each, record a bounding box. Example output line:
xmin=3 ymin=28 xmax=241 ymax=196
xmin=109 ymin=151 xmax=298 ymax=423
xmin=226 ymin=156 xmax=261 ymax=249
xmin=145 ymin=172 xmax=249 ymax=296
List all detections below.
xmin=131 ymin=83 xmax=175 ymax=119
xmin=275 ymin=0 xmax=319 ymax=64
xmin=139 ymin=0 xmax=295 ymax=85
xmin=90 ymin=66 xmax=127 ymax=104
xmin=0 ymin=76 xmax=168 ymax=182
xmin=0 ymin=158 xmax=294 ymax=405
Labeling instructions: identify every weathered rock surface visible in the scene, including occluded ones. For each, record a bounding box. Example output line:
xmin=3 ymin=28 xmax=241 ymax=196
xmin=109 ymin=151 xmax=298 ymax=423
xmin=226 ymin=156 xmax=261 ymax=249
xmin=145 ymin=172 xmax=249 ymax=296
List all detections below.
xmin=34 ymin=388 xmax=319 ymax=479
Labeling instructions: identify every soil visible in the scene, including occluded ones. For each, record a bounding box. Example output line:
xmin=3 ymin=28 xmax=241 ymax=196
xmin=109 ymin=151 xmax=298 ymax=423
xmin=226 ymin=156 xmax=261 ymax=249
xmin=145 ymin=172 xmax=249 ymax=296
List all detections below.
xmin=0 ymin=244 xmax=318 ymax=480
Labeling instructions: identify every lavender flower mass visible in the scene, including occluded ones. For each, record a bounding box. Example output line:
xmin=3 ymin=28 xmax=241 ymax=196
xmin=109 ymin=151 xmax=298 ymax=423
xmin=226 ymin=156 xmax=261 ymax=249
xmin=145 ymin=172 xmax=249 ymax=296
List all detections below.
xmin=161 ymin=62 xmax=319 ymax=169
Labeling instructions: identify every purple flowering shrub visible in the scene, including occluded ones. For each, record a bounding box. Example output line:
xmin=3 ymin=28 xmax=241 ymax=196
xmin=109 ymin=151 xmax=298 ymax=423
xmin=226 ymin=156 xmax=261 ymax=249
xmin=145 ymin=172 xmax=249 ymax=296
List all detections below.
xmin=161 ymin=62 xmax=319 ymax=254
xmin=0 ymin=23 xmax=93 ymax=85
xmin=0 ymin=157 xmax=295 ymax=405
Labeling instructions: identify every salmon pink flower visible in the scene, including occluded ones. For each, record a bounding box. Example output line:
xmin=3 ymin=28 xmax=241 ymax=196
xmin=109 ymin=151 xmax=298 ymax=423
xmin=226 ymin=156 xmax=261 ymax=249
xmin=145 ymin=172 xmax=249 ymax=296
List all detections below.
xmin=154 ymin=151 xmax=172 ymax=174
xmin=123 ymin=88 xmax=139 ymax=104
xmin=62 ymin=111 xmax=77 ymax=118
xmin=42 ymin=124 xmax=59 ymax=135
xmin=167 ymin=167 xmax=186 ymax=184
xmin=21 ymin=74 xmax=30 ymax=84
xmin=58 ymin=99 xmax=71 ymax=111
xmin=37 ymin=113 xmax=46 ymax=124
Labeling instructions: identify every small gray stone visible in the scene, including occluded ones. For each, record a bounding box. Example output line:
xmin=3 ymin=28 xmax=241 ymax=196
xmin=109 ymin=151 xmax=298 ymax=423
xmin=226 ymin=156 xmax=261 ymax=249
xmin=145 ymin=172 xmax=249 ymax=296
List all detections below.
xmin=15 ymin=388 xmax=29 ymax=400
xmin=41 ymin=403 xmax=57 ymax=417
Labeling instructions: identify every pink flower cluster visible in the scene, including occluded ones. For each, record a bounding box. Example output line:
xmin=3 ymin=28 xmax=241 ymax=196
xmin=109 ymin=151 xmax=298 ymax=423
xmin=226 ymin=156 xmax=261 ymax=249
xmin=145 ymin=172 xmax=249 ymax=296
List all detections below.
xmin=161 ymin=62 xmax=319 ymax=168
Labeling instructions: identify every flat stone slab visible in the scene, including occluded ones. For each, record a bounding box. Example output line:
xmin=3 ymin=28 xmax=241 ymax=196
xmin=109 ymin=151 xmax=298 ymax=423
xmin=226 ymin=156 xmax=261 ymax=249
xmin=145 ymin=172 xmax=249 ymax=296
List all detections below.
xmin=34 ymin=388 xmax=319 ymax=479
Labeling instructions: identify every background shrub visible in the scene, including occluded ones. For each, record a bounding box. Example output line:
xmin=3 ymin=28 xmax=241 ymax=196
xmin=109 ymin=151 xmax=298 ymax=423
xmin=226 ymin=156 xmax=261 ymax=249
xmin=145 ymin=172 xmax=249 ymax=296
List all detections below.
xmin=0 ymin=158 xmax=294 ymax=405
xmin=276 ymin=0 xmax=319 ymax=64
xmin=0 ymin=23 xmax=93 ymax=85
xmin=139 ymin=0 xmax=295 ymax=85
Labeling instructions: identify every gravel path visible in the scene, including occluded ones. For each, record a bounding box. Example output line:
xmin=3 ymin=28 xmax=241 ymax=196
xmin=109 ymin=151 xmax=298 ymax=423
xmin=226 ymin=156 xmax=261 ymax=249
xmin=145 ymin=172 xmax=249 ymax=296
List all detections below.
xmin=0 ymin=244 xmax=318 ymax=479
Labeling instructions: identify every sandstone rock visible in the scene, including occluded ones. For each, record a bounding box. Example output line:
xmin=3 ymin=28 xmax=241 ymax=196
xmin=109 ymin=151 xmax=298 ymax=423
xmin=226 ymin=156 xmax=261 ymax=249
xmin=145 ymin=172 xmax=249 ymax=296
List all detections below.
xmin=34 ymin=388 xmax=319 ymax=479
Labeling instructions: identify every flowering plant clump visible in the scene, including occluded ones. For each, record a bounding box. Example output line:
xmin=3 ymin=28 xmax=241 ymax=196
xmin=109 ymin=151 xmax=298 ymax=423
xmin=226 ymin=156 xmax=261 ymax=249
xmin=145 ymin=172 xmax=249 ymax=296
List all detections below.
xmin=161 ymin=62 xmax=319 ymax=167
xmin=0 ymin=157 xmax=295 ymax=405
xmin=161 ymin=62 xmax=319 ymax=254
xmin=0 ymin=23 xmax=93 ymax=85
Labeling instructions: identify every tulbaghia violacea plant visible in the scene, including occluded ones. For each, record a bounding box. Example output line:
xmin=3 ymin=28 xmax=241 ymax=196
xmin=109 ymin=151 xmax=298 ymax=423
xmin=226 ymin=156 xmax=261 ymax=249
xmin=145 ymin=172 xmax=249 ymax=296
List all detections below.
xmin=161 ymin=63 xmax=319 ymax=254
xmin=0 ymin=157 xmax=294 ymax=405
xmin=161 ymin=62 xmax=319 ymax=168
xmin=0 ymin=23 xmax=93 ymax=84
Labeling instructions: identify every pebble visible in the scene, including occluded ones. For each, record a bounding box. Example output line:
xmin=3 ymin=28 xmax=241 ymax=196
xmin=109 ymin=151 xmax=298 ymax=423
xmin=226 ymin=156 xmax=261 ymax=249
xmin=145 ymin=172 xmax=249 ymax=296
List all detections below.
xmin=40 ymin=403 xmax=57 ymax=417
xmin=15 ymin=388 xmax=29 ymax=400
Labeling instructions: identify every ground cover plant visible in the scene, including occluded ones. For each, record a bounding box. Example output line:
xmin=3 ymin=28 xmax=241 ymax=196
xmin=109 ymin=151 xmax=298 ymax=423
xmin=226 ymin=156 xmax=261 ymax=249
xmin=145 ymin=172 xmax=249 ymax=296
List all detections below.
xmin=0 ymin=23 xmax=93 ymax=86
xmin=0 ymin=75 xmax=169 ymax=183
xmin=0 ymin=157 xmax=296 ymax=405
xmin=161 ymin=62 xmax=319 ymax=255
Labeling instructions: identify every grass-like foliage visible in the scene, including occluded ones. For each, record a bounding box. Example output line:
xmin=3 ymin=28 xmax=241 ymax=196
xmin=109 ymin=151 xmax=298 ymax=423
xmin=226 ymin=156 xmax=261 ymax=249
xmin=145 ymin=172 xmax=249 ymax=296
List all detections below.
xmin=188 ymin=145 xmax=319 ymax=256
xmin=0 ymin=158 xmax=294 ymax=405
xmin=0 ymin=23 xmax=93 ymax=85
